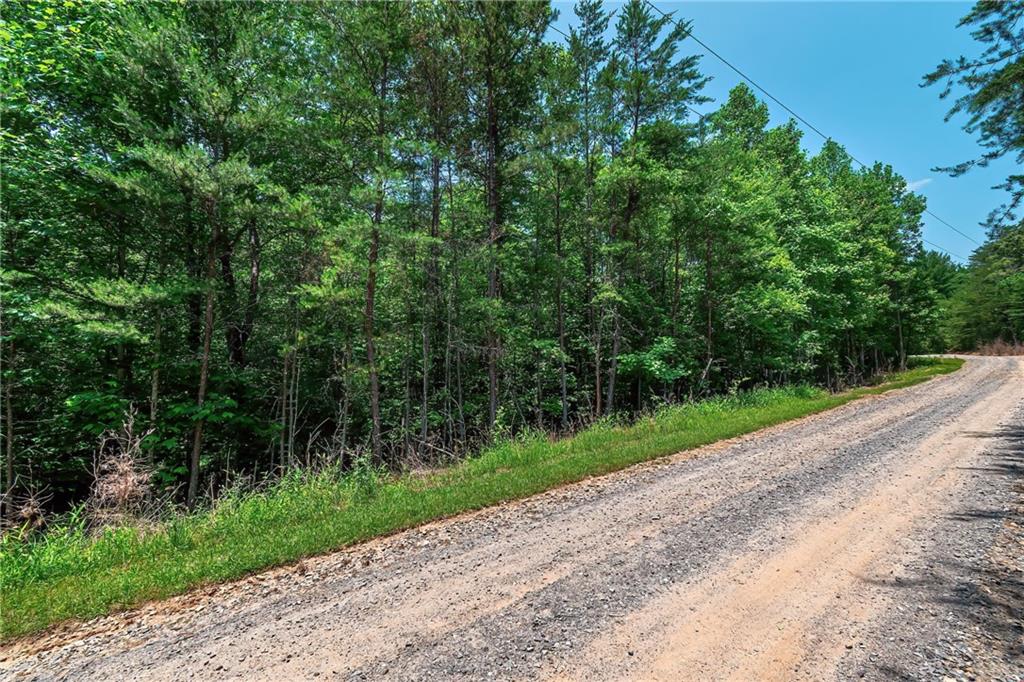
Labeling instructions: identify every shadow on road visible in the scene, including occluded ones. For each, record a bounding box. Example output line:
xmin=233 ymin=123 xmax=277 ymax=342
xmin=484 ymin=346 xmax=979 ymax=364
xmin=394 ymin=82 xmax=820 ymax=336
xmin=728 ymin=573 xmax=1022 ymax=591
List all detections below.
xmin=860 ymin=423 xmax=1024 ymax=678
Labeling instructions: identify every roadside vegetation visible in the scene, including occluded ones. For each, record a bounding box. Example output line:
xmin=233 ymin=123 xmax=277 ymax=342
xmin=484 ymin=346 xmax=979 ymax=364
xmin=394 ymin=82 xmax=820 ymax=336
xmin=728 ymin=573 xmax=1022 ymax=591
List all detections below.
xmin=0 ymin=357 xmax=961 ymax=640
xmin=3 ymin=0 xmax=961 ymax=522
xmin=1 ymin=0 xmax=1017 ymax=646
xmin=924 ymin=2 xmax=1024 ymax=352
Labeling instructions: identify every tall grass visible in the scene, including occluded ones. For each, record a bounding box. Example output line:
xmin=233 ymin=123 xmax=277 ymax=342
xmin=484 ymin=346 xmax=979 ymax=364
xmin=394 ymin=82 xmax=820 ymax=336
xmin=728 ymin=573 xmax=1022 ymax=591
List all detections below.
xmin=0 ymin=357 xmax=962 ymax=640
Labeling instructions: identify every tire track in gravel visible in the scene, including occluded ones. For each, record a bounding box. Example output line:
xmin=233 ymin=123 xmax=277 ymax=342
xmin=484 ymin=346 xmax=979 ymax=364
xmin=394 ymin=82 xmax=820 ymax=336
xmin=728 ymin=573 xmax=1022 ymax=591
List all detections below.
xmin=558 ymin=358 xmax=1023 ymax=681
xmin=3 ymin=356 xmax=1021 ymax=682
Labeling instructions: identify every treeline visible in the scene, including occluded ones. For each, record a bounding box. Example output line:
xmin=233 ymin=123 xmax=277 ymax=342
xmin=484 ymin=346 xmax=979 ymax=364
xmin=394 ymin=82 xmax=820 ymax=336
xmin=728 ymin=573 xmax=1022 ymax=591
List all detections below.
xmin=2 ymin=0 xmax=949 ymax=510
xmin=922 ymin=2 xmax=1024 ymax=353
xmin=941 ymin=224 xmax=1024 ymax=350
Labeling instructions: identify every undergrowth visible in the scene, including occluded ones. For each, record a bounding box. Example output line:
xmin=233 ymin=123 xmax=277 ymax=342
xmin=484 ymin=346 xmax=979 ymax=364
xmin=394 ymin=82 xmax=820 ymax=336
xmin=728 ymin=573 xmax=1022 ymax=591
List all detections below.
xmin=0 ymin=357 xmax=962 ymax=640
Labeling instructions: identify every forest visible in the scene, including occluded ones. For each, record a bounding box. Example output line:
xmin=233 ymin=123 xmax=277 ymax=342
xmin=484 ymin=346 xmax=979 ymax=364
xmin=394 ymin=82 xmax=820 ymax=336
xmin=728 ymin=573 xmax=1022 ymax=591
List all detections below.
xmin=2 ymin=0 xmax=1021 ymax=518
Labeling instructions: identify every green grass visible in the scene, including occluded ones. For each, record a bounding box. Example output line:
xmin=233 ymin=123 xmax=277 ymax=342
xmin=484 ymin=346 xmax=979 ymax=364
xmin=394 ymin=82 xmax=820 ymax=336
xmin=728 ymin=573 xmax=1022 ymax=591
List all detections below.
xmin=0 ymin=357 xmax=962 ymax=640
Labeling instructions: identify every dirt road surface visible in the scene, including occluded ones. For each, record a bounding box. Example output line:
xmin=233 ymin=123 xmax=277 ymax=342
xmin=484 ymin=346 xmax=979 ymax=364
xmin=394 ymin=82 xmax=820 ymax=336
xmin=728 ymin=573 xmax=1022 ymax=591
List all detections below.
xmin=4 ymin=356 xmax=1023 ymax=681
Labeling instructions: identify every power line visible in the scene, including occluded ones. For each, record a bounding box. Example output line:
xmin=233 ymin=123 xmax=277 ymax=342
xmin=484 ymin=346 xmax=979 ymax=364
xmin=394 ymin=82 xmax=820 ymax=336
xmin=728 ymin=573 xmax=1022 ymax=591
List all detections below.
xmin=547 ymin=19 xmax=968 ymax=264
xmin=923 ymin=210 xmax=981 ymax=245
xmin=549 ymin=23 xmax=572 ymax=42
xmin=641 ymin=0 xmax=981 ymax=248
xmin=644 ymin=2 xmax=832 ymax=142
xmin=923 ymin=239 xmax=967 ymax=263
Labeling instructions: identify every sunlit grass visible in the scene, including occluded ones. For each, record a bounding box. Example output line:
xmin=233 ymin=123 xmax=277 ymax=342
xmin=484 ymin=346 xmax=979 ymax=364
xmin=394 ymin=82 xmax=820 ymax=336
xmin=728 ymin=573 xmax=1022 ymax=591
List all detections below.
xmin=0 ymin=357 xmax=962 ymax=640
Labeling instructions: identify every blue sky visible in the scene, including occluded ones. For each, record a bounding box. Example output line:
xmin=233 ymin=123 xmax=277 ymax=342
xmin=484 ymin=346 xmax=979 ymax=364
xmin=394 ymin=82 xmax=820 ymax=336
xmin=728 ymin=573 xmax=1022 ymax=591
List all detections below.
xmin=550 ymin=1 xmax=1015 ymax=264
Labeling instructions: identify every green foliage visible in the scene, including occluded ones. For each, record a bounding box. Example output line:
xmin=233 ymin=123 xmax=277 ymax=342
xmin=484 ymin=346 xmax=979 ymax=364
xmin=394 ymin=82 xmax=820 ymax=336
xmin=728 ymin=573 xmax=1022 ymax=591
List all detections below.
xmin=64 ymin=384 xmax=131 ymax=437
xmin=924 ymin=1 xmax=1024 ymax=229
xmin=943 ymin=224 xmax=1024 ymax=349
xmin=619 ymin=337 xmax=691 ymax=386
xmin=919 ymin=2 xmax=1022 ymax=351
xmin=1 ymin=1 xmax=956 ymax=523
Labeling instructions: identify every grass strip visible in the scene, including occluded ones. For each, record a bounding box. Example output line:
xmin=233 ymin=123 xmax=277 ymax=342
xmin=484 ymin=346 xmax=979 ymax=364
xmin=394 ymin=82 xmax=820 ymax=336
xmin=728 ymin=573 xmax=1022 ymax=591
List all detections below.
xmin=0 ymin=357 xmax=963 ymax=640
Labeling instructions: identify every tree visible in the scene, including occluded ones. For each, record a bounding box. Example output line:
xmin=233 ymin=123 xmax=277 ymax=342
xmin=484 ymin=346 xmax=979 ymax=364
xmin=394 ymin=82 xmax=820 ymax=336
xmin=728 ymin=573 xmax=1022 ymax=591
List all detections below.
xmin=924 ymin=1 xmax=1024 ymax=229
xmin=317 ymin=1 xmax=413 ymax=464
xmin=944 ymin=225 xmax=1024 ymax=349
xmin=568 ymin=0 xmax=611 ymax=416
xmin=408 ymin=2 xmax=461 ymax=451
xmin=924 ymin=1 xmax=1024 ymax=353
xmin=1 ymin=0 xmax=953 ymax=514
xmin=454 ymin=1 xmax=551 ymax=431
xmin=598 ymin=0 xmax=706 ymax=413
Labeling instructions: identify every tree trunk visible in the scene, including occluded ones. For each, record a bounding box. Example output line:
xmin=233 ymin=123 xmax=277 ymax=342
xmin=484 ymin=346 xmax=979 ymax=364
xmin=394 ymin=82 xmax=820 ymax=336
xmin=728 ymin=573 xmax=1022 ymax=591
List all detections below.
xmin=365 ymin=62 xmax=389 ymax=465
xmin=149 ymin=315 xmax=161 ymax=426
xmin=279 ymin=350 xmax=291 ymax=471
xmin=594 ymin=318 xmax=603 ymax=417
xmin=532 ymin=219 xmax=544 ymax=430
xmin=896 ymin=307 xmax=906 ymax=371
xmin=366 ymin=197 xmax=383 ymax=464
xmin=704 ymin=230 xmax=715 ymax=383
xmin=337 ymin=346 xmax=351 ymax=470
xmin=456 ymin=344 xmax=467 ymax=444
xmin=420 ymin=155 xmax=441 ymax=449
xmin=583 ymin=88 xmax=598 ymax=419
xmin=671 ymin=232 xmax=681 ymax=326
xmin=242 ymin=221 xmax=260 ymax=361
xmin=115 ymin=240 xmax=133 ymax=388
xmin=445 ymin=160 xmax=466 ymax=445
xmin=289 ymin=352 xmax=300 ymax=465
xmin=3 ymin=340 xmax=14 ymax=522
xmin=602 ymin=187 xmax=621 ymax=416
xmin=554 ymin=172 xmax=568 ymax=429
xmin=219 ymin=220 xmax=259 ymax=367
xmin=420 ymin=321 xmax=430 ymax=448
xmin=402 ymin=349 xmax=412 ymax=457
xmin=220 ymin=244 xmax=242 ymax=366
xmin=485 ymin=62 xmax=502 ymax=432
xmin=187 ymin=208 xmax=220 ymax=509
xmin=183 ymin=189 xmax=203 ymax=355
xmin=605 ymin=310 xmax=620 ymax=415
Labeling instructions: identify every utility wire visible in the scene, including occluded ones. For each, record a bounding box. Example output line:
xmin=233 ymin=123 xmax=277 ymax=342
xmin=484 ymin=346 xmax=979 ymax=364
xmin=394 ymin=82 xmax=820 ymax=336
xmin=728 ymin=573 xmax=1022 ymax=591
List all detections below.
xmin=548 ymin=19 xmax=968 ymax=264
xmin=641 ymin=0 xmax=981 ymax=249
xmin=923 ymin=210 xmax=981 ymax=245
xmin=645 ymin=1 xmax=832 ymax=142
xmin=923 ymin=239 xmax=968 ymax=263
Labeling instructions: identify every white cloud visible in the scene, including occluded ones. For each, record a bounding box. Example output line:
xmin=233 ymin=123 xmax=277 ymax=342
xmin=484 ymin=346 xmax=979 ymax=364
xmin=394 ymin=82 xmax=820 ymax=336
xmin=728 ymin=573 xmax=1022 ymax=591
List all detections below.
xmin=907 ymin=178 xmax=933 ymax=192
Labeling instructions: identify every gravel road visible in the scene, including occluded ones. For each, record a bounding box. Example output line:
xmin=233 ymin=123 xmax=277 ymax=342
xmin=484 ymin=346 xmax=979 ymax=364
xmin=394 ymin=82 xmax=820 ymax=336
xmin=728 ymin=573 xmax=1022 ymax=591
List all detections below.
xmin=4 ymin=356 xmax=1023 ymax=682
